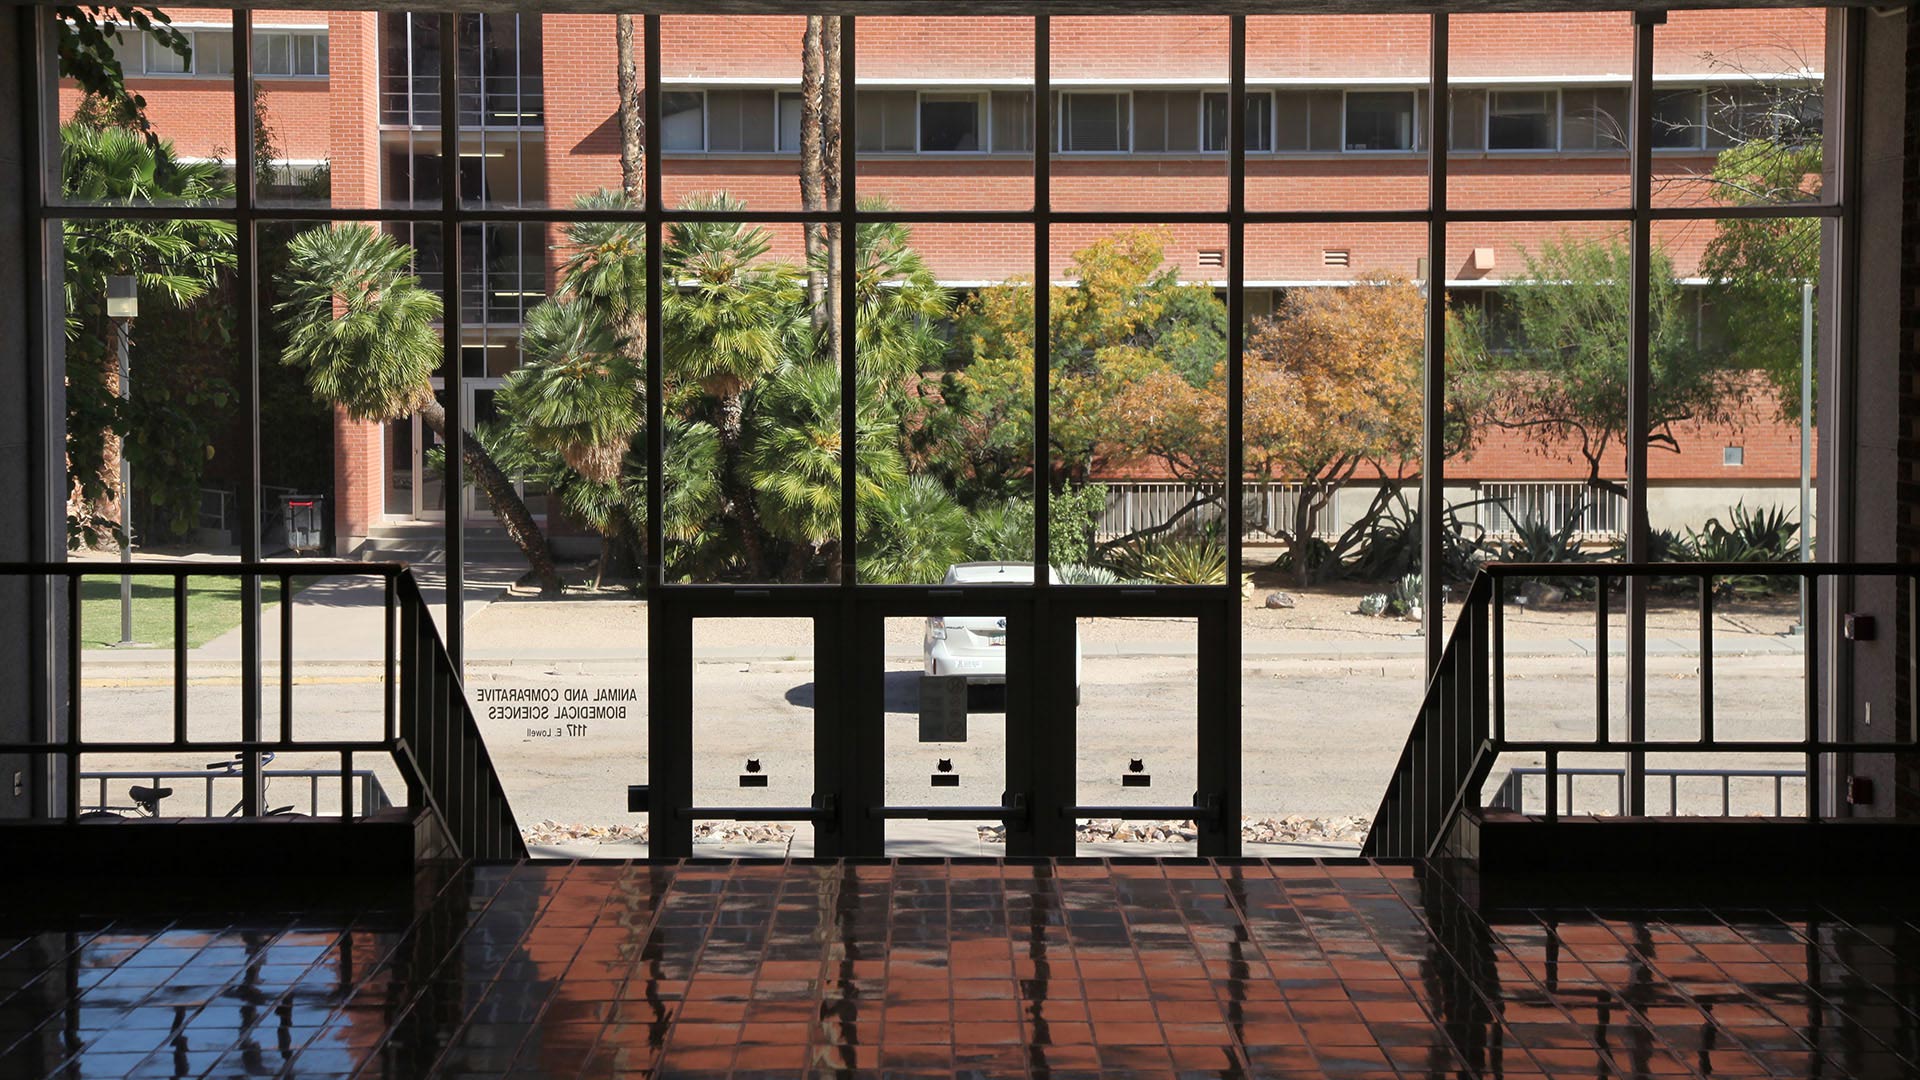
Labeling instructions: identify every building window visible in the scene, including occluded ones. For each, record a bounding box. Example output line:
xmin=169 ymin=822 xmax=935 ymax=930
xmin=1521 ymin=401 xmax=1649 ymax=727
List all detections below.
xmin=1132 ymin=91 xmax=1200 ymax=154
xmin=1344 ymin=90 xmax=1416 ymax=151
xmin=143 ymin=32 xmax=190 ymax=74
xmin=990 ymin=90 xmax=1033 ymax=153
xmin=1487 ymin=90 xmax=1556 ymax=150
xmin=1203 ymin=91 xmax=1273 ymax=152
xmin=255 ymin=30 xmax=329 ymax=77
xmin=919 ymin=93 xmax=984 ymax=152
xmin=662 ymin=92 xmax=704 ymax=151
xmin=855 ymin=90 xmax=917 ymax=152
xmin=1561 ymin=87 xmax=1628 ymax=150
xmin=778 ymin=91 xmax=803 ymax=153
xmin=1723 ymin=446 xmax=1745 ymax=466
xmin=1274 ymin=90 xmax=1343 ymax=153
xmin=704 ymin=90 xmax=779 ymax=153
xmin=1060 ymin=92 xmax=1130 ymax=153
xmin=1653 ymin=88 xmax=1705 ymax=148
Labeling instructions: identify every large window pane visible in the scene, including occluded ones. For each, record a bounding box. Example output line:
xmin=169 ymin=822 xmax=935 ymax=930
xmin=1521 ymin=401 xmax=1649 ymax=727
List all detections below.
xmin=660 ymin=15 xmax=837 ymax=213
xmin=854 ymin=222 xmax=1036 ymax=585
xmin=1248 ymin=15 xmax=1428 ymax=211
xmin=651 ymin=219 xmax=833 ymax=584
xmin=51 ymin=17 xmax=237 ymax=208
xmin=1653 ymin=8 xmax=1828 ymax=208
xmin=1449 ymin=13 xmax=1629 ymax=210
xmin=1240 ymin=222 xmax=1427 ymax=855
xmin=1049 ymin=224 xmax=1227 ymax=585
xmin=1050 ymin=16 xmax=1226 ymax=211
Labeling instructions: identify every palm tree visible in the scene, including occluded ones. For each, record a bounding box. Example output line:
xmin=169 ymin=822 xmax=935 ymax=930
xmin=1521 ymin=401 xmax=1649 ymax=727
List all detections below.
xmin=556 ymin=190 xmax=647 ymax=371
xmin=827 ymin=209 xmax=952 ymax=384
xmin=663 ymin=193 xmax=806 ymax=576
xmin=498 ymin=298 xmax=643 ymax=585
xmin=503 ymin=299 xmax=642 ymax=483
xmin=747 ymin=363 xmax=904 ymax=580
xmin=859 ymin=475 xmax=972 ymax=585
xmin=61 ymin=121 xmax=237 ymax=545
xmin=273 ymin=224 xmax=563 ymax=593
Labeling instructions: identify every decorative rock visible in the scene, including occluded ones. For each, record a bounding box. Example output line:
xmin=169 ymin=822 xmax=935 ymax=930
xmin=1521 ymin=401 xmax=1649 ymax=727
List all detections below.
xmin=1265 ymin=591 xmax=1297 ymax=609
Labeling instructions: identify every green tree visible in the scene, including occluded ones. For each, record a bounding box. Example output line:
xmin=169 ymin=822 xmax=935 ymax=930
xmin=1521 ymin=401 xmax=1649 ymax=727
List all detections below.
xmin=662 ymin=195 xmax=806 ymax=577
xmin=61 ymin=122 xmax=236 ymax=546
xmin=273 ymin=224 xmax=563 ymax=593
xmin=1700 ymin=139 xmax=1821 ymax=419
xmin=1452 ymin=235 xmax=1739 ymax=501
xmin=747 ymin=363 xmax=905 ymax=581
xmin=55 ymin=6 xmax=190 ymax=144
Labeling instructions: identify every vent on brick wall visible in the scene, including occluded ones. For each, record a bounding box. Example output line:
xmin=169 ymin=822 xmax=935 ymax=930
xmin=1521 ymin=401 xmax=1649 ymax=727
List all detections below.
xmin=1323 ymin=249 xmax=1351 ymax=267
xmin=1197 ymin=249 xmax=1225 ymax=268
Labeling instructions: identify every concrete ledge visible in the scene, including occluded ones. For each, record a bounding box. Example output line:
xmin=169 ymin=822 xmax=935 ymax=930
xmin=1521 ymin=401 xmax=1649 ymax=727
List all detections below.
xmin=0 ymin=807 xmax=450 ymax=883
xmin=1465 ymin=807 xmax=1920 ymax=879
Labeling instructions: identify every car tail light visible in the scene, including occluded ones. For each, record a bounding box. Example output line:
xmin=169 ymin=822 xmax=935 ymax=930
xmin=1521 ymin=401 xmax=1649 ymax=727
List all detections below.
xmin=928 ymin=615 xmax=946 ymax=640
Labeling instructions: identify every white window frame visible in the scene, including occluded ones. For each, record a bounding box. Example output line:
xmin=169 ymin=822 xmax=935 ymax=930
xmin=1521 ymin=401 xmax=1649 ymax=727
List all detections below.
xmin=917 ymin=91 xmax=988 ymax=155
xmin=1058 ymin=90 xmax=1132 ymax=154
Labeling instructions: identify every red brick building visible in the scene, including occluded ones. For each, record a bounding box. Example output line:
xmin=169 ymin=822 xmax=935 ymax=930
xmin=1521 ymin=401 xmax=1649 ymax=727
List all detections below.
xmin=69 ymin=9 xmax=1826 ymax=551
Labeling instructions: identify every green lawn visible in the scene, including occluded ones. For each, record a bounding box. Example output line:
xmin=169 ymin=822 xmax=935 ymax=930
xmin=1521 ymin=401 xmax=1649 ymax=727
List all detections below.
xmin=78 ymin=575 xmax=301 ymax=650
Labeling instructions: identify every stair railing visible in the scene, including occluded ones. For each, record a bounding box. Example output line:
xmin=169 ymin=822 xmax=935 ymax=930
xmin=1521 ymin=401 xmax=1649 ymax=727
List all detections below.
xmin=1363 ymin=561 xmax=1920 ymax=859
xmin=0 ymin=561 xmax=524 ymax=861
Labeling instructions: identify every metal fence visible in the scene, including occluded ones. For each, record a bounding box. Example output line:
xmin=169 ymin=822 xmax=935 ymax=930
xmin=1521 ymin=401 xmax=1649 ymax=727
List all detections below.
xmin=1477 ymin=482 xmax=1626 ymax=539
xmin=1096 ymin=482 xmax=1343 ymax=542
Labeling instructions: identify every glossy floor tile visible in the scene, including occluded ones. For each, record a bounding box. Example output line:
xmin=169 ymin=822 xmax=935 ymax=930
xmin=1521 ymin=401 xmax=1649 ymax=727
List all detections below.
xmin=3 ymin=858 xmax=1919 ymax=1078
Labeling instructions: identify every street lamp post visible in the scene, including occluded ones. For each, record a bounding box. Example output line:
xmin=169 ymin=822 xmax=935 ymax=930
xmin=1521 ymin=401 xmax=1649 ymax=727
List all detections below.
xmin=107 ymin=275 xmax=139 ymax=647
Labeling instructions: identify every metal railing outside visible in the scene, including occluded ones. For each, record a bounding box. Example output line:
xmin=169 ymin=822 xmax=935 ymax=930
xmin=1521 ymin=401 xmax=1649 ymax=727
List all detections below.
xmin=1362 ymin=561 xmax=1920 ymax=859
xmin=79 ymin=768 xmax=393 ymax=818
xmin=1489 ymin=765 xmax=1802 ymax=818
xmin=1477 ymin=482 xmax=1626 ymax=539
xmin=0 ymin=561 xmax=524 ymax=860
xmin=1095 ymin=481 xmax=1343 ymax=543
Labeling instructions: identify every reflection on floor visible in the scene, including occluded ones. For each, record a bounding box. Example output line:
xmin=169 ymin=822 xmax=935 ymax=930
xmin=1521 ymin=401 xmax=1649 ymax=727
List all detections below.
xmin=4 ymin=858 xmax=1916 ymax=1078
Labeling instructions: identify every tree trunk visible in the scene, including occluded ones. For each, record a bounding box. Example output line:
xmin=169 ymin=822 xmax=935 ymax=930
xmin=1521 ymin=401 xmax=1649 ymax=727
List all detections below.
xmin=820 ymin=19 xmax=843 ymax=360
xmin=418 ymin=399 xmax=565 ymax=595
xmin=615 ymin=15 xmax=644 ymax=202
xmin=1291 ymin=486 xmax=1318 ymax=589
xmin=715 ymin=392 xmax=768 ymax=577
xmin=800 ymin=18 xmax=827 ymax=338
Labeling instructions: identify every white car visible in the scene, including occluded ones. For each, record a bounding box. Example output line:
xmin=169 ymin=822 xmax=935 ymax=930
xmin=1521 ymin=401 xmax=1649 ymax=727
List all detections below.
xmin=924 ymin=563 xmax=1083 ymax=703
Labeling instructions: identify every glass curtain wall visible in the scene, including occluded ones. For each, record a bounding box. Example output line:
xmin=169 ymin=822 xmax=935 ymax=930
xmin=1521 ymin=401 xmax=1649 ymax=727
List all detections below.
xmin=36 ymin=6 xmax=1845 ymax=850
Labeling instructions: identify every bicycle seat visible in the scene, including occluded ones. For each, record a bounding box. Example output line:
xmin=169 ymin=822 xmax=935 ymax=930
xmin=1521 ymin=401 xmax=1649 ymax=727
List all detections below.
xmin=129 ymin=785 xmax=173 ymax=807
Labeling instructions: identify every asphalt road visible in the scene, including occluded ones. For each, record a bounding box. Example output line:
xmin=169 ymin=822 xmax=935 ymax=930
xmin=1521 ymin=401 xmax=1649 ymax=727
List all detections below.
xmin=76 ymin=648 xmax=1811 ymax=847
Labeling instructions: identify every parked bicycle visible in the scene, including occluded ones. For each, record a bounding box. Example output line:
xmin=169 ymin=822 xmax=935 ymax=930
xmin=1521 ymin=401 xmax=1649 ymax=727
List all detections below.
xmin=79 ymin=753 xmax=297 ymax=819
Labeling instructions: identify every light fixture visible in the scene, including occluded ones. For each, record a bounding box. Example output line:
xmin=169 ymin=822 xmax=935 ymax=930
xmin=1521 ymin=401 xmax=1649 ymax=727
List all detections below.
xmin=106 ymin=275 xmax=139 ymax=319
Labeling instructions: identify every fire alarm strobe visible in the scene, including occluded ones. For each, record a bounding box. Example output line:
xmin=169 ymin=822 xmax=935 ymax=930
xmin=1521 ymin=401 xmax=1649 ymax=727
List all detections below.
xmin=931 ymin=758 xmax=960 ymax=788
xmin=739 ymin=758 xmax=768 ymax=788
xmin=1122 ymin=758 xmax=1152 ymax=788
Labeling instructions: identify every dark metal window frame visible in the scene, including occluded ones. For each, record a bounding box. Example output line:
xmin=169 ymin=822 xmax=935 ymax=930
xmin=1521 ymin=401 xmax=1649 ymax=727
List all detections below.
xmin=26 ymin=7 xmax=1856 ymax=851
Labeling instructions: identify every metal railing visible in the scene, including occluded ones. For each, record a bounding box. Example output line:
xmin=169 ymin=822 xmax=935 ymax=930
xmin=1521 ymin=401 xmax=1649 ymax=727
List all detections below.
xmin=0 ymin=562 xmax=524 ymax=860
xmin=1095 ymin=481 xmax=1342 ymax=542
xmin=80 ymin=768 xmax=393 ymax=818
xmin=1489 ymin=765 xmax=1802 ymax=818
xmin=1362 ymin=561 xmax=1920 ymax=859
xmin=1476 ymin=482 xmax=1626 ymax=539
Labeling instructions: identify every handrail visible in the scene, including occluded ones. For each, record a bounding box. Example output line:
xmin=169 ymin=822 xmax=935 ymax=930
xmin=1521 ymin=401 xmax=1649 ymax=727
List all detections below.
xmin=0 ymin=560 xmax=524 ymax=861
xmin=1362 ymin=560 xmax=1920 ymax=859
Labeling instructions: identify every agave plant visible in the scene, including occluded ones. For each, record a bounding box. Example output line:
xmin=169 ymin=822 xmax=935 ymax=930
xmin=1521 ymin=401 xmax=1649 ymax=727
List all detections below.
xmin=1120 ymin=534 xmax=1229 ymax=586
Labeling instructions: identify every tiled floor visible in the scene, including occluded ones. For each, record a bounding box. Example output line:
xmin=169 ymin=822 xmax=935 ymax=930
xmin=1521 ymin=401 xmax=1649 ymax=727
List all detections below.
xmin=4 ymin=858 xmax=1919 ymax=1079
